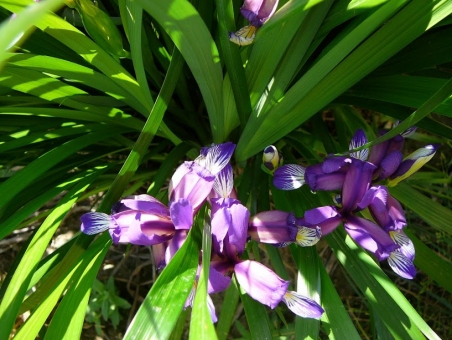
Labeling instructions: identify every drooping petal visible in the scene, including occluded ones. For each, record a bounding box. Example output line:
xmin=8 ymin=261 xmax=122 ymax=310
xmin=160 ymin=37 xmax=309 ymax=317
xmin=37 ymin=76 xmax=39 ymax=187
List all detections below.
xmin=300 ymin=206 xmax=342 ymax=235
xmin=208 ymin=265 xmax=232 ymax=294
xmin=165 ymin=230 xmax=188 ymax=264
xmin=169 ymin=161 xmax=215 ymax=211
xmin=170 ymin=198 xmax=194 ymax=230
xmin=229 ymin=25 xmax=257 ymax=46
xmin=295 ymin=226 xmax=321 ymax=247
xmin=273 ymin=164 xmax=306 ymax=190
xmin=341 ymin=159 xmax=376 ymax=213
xmin=388 ymin=144 xmax=439 ymax=186
xmin=388 ymin=251 xmax=416 ymax=279
xmin=344 ymin=216 xmax=398 ymax=261
xmin=282 ymin=291 xmax=324 ymax=319
xmin=213 ymin=163 xmax=234 ymax=198
xmin=80 ymin=212 xmax=110 ymax=235
xmin=234 ymin=260 xmax=289 ymax=309
xmin=240 ymin=0 xmax=279 ymax=27
xmin=262 ymin=145 xmax=282 ymax=172
xmin=349 ymin=129 xmax=369 ymax=161
xmin=211 ymin=198 xmax=250 ymax=254
xmin=389 ymin=230 xmax=415 ymax=260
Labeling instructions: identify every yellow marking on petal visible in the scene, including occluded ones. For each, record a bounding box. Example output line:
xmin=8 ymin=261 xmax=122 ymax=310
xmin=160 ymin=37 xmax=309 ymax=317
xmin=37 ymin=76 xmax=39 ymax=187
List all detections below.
xmin=295 ymin=226 xmax=321 ymax=247
xmin=229 ymin=25 xmax=257 ymax=46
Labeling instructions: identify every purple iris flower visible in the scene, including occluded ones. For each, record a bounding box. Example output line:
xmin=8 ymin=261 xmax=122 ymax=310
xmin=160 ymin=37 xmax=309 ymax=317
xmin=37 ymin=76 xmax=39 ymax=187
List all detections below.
xmin=300 ymin=159 xmax=399 ymax=261
xmin=248 ymin=210 xmax=321 ymax=247
xmin=209 ymin=249 xmax=324 ymax=319
xmin=81 ymin=143 xmax=236 ymax=249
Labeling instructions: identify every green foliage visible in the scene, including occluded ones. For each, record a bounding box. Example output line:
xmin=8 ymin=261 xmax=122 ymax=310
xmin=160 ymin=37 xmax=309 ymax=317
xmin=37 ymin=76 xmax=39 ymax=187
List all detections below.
xmin=0 ymin=0 xmax=451 ymax=339
xmin=85 ymin=277 xmax=131 ymax=335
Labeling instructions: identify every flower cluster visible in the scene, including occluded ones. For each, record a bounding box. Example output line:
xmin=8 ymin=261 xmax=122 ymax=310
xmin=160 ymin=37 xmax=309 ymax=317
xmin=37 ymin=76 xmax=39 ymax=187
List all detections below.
xmin=81 ymin=142 xmax=324 ymax=322
xmin=271 ymin=127 xmax=438 ymax=279
xmin=229 ymin=0 xmax=279 ymax=46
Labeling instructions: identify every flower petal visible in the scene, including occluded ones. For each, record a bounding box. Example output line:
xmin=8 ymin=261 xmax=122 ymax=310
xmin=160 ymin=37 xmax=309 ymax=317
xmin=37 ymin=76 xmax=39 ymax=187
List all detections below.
xmin=341 ymin=159 xmax=375 ymax=213
xmin=202 ymin=142 xmax=236 ymax=175
xmin=282 ymin=291 xmax=324 ymax=319
xmin=295 ymin=226 xmax=321 ymax=247
xmin=273 ymin=164 xmax=306 ymax=190
xmin=80 ymin=212 xmax=110 ymax=235
xmin=234 ymin=260 xmax=289 ymax=309
xmin=229 ymin=25 xmax=257 ymax=46
xmin=349 ymin=129 xmax=369 ymax=161
xmin=165 ymin=230 xmax=188 ymax=264
xmin=344 ymin=216 xmax=398 ymax=261
xmin=305 ymin=162 xmax=348 ymax=192
xmin=169 ymin=161 xmax=215 ymax=210
xmin=388 ymin=144 xmax=438 ymax=186
xmin=240 ymin=0 xmax=279 ymax=27
xmin=388 ymin=251 xmax=416 ymax=279
xmin=213 ymin=163 xmax=234 ymax=198
xmin=211 ymin=198 xmax=249 ymax=254
xmin=115 ymin=195 xmax=170 ymax=216
xmin=169 ymin=198 xmax=194 ymax=230
xmin=389 ymin=230 xmax=415 ymax=260
xmin=300 ymin=206 xmax=341 ymax=235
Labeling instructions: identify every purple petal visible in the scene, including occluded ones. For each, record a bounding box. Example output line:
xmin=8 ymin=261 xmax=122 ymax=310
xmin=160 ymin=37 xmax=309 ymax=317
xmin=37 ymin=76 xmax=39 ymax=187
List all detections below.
xmin=388 ymin=251 xmax=416 ymax=279
xmin=344 ymin=216 xmax=399 ymax=261
xmin=80 ymin=212 xmax=110 ymax=235
xmin=341 ymin=159 xmax=376 ymax=213
xmin=165 ymin=230 xmax=188 ymax=264
xmin=111 ymin=210 xmax=175 ymax=245
xmin=211 ymin=198 xmax=249 ymax=254
xmin=358 ymin=185 xmax=388 ymax=212
xmin=273 ymin=164 xmax=306 ymax=190
xmin=305 ymin=163 xmax=347 ymax=192
xmin=169 ymin=161 xmax=215 ymax=211
xmin=322 ymin=156 xmax=351 ymax=173
xmin=169 ymin=198 xmax=194 ymax=230
xmin=375 ymin=150 xmax=403 ymax=180
xmin=248 ymin=210 xmax=297 ymax=245
xmin=282 ymin=291 xmax=324 ymax=319
xmin=240 ymin=0 xmax=279 ymax=27
xmin=208 ymin=266 xmax=232 ymax=294
xmin=349 ymin=129 xmax=369 ymax=161
xmin=300 ymin=206 xmax=341 ymax=235
xmin=116 ymin=195 xmax=170 ymax=217
xmin=234 ymin=260 xmax=289 ymax=309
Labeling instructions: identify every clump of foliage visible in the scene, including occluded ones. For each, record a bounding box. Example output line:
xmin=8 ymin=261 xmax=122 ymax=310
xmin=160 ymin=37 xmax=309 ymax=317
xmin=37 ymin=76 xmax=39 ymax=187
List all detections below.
xmin=0 ymin=0 xmax=451 ymax=339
